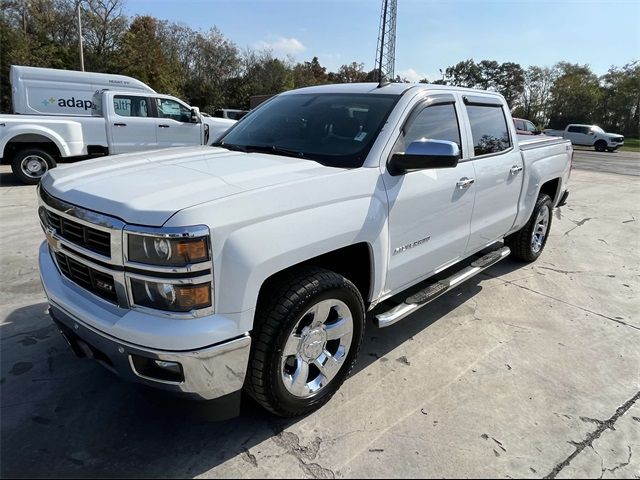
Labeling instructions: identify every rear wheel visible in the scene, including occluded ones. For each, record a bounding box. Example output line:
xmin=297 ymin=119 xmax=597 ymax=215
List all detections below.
xmin=245 ymin=267 xmax=365 ymax=417
xmin=594 ymin=140 xmax=607 ymax=152
xmin=11 ymin=148 xmax=56 ymax=185
xmin=505 ymin=194 xmax=553 ymax=262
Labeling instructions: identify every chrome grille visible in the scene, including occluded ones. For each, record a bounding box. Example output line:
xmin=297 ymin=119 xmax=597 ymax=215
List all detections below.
xmin=55 ymin=251 xmax=118 ymax=303
xmin=46 ymin=210 xmax=111 ymax=256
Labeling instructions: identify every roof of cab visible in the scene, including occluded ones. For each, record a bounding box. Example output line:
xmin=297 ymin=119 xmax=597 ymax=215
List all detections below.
xmin=279 ymin=82 xmax=505 ymax=99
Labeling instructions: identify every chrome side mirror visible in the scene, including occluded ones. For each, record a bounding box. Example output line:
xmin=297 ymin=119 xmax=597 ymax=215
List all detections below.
xmin=389 ymin=139 xmax=460 ymax=176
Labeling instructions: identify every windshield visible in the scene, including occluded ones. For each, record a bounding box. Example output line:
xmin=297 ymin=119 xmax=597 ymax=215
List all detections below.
xmin=216 ymin=93 xmax=400 ymax=167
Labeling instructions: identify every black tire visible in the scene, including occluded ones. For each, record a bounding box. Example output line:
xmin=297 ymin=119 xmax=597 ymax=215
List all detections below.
xmin=505 ymin=194 xmax=553 ymax=262
xmin=11 ymin=148 xmax=56 ymax=185
xmin=245 ymin=267 xmax=365 ymax=417
xmin=594 ymin=140 xmax=607 ymax=152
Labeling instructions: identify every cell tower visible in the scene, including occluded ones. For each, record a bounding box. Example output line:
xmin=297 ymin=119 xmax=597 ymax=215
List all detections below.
xmin=374 ymin=0 xmax=397 ymax=82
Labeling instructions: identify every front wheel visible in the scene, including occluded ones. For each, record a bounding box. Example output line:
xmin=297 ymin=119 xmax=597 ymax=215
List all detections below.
xmin=245 ymin=267 xmax=365 ymax=417
xmin=505 ymin=194 xmax=553 ymax=262
xmin=11 ymin=149 xmax=56 ymax=185
xmin=594 ymin=140 xmax=607 ymax=152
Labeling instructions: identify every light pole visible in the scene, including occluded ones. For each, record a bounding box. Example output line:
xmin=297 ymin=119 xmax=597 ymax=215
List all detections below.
xmin=77 ymin=1 xmax=84 ymax=71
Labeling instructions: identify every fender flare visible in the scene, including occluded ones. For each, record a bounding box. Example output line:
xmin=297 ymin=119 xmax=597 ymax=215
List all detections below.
xmin=0 ymin=125 xmax=70 ymax=159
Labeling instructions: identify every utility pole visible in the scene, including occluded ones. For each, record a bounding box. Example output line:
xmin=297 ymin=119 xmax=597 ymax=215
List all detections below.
xmin=374 ymin=0 xmax=397 ymax=82
xmin=77 ymin=1 xmax=84 ymax=71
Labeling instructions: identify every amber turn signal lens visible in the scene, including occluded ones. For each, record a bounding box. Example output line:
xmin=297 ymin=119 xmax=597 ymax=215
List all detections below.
xmin=175 ymin=284 xmax=211 ymax=309
xmin=176 ymin=240 xmax=208 ymax=263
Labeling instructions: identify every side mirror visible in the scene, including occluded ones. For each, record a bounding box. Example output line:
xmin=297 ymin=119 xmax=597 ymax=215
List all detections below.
xmin=190 ymin=107 xmax=201 ymax=124
xmin=389 ymin=139 xmax=460 ymax=176
xmin=588 ymin=131 xmax=594 ymax=135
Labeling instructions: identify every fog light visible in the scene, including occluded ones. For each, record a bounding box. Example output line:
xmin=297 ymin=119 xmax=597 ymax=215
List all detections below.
xmin=154 ymin=360 xmax=181 ymax=374
xmin=130 ymin=354 xmax=184 ymax=383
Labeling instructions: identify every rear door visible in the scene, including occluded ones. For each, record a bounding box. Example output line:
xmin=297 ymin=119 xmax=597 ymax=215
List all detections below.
xmin=462 ymin=95 xmax=524 ymax=253
xmin=565 ymin=125 xmax=590 ymax=145
xmin=154 ymin=97 xmax=203 ymax=147
xmin=384 ymin=95 xmax=477 ymax=294
xmin=107 ymin=94 xmax=157 ymax=154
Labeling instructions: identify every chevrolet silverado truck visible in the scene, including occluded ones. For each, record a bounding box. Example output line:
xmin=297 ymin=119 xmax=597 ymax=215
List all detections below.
xmin=543 ymin=124 xmax=624 ymax=152
xmin=37 ymin=82 xmax=572 ymax=418
xmin=1 ymin=89 xmax=235 ymax=185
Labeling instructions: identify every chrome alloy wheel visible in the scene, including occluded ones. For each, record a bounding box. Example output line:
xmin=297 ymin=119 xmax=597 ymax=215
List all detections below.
xmin=281 ymin=299 xmax=354 ymax=399
xmin=21 ymin=155 xmax=48 ymax=179
xmin=531 ymin=206 xmax=550 ymax=253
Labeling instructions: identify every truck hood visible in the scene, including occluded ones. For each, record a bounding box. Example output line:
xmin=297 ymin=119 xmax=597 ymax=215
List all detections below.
xmin=41 ymin=146 xmax=340 ymax=226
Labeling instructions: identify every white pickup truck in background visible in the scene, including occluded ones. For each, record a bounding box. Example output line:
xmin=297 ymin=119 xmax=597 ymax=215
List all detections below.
xmin=544 ymin=124 xmax=624 ymax=152
xmin=0 ymin=89 xmax=236 ymax=184
xmin=37 ymin=82 xmax=571 ymax=418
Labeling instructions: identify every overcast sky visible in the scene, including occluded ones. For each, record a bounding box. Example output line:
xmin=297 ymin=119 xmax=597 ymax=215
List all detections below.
xmin=125 ymin=0 xmax=640 ymax=81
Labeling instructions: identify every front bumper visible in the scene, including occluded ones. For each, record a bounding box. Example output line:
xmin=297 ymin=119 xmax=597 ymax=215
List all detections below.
xmin=39 ymin=242 xmax=252 ymax=403
xmin=49 ymin=302 xmax=251 ymax=401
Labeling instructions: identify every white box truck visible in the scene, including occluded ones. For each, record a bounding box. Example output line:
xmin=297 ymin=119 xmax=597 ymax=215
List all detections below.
xmin=9 ymin=65 xmax=156 ymax=116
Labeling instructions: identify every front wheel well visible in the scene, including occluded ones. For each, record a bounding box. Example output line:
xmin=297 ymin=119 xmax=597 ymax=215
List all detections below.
xmin=2 ymin=134 xmax=62 ymax=164
xmin=256 ymin=243 xmax=373 ymax=312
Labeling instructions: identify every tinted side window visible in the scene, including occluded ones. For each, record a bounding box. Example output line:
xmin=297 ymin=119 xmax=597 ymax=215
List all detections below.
xmin=515 ymin=120 xmax=525 ymax=131
xmin=400 ymin=103 xmax=461 ymax=151
xmin=466 ymin=105 xmax=511 ymax=156
xmin=156 ymin=98 xmax=191 ymax=122
xmin=525 ymin=121 xmax=537 ymax=133
xmin=567 ymin=125 xmax=583 ymax=133
xmin=113 ymin=96 xmax=149 ymax=117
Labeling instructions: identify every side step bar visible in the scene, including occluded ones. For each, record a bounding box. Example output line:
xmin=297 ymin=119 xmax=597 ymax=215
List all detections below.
xmin=375 ymin=246 xmax=511 ymax=328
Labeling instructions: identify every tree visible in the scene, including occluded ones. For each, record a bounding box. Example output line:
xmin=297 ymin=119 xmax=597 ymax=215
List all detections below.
xmin=118 ymin=16 xmax=182 ymax=95
xmin=292 ymin=56 xmax=327 ymax=88
xmin=329 ymin=62 xmax=367 ymax=83
xmin=596 ymin=61 xmax=640 ymax=136
xmin=547 ymin=62 xmax=601 ymax=128
xmin=81 ymin=0 xmax=128 ymax=71
xmin=516 ymin=65 xmax=558 ymax=125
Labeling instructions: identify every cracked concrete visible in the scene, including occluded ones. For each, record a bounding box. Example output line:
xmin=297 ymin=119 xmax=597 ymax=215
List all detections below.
xmin=1 ymin=156 xmax=639 ymax=478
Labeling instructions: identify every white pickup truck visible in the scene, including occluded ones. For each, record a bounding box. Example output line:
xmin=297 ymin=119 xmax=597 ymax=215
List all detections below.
xmin=37 ymin=82 xmax=572 ymax=418
xmin=0 ymin=89 xmax=235 ymax=184
xmin=544 ymin=124 xmax=624 ymax=152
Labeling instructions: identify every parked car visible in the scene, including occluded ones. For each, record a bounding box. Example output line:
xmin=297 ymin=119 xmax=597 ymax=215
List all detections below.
xmin=213 ymin=109 xmax=249 ymax=120
xmin=0 ymin=89 xmax=236 ymax=184
xmin=8 ymin=65 xmax=156 ymax=117
xmin=544 ymin=124 xmax=624 ymax=152
xmin=37 ymin=82 xmax=572 ymax=418
xmin=513 ymin=117 xmax=540 ymax=135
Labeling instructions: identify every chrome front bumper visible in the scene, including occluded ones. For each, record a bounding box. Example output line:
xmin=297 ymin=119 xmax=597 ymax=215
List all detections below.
xmin=49 ymin=301 xmax=251 ymax=401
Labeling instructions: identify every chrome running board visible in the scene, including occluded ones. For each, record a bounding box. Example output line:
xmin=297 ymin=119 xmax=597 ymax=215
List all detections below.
xmin=375 ymin=246 xmax=511 ymax=328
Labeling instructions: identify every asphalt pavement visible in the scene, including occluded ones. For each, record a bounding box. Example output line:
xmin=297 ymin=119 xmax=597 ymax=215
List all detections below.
xmin=571 ymin=148 xmax=640 ymax=176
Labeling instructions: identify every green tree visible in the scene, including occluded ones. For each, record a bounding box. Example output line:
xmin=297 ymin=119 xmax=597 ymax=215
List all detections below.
xmin=547 ymin=62 xmax=601 ymax=128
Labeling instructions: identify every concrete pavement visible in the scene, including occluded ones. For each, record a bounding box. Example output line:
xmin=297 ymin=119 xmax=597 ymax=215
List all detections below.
xmin=0 ymin=159 xmax=638 ymax=478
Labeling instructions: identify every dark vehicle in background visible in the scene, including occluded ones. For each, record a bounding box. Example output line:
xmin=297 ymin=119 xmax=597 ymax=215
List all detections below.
xmin=213 ymin=109 xmax=249 ymax=120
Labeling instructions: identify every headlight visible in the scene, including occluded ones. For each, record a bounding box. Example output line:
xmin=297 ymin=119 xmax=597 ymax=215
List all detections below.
xmin=130 ymin=279 xmax=211 ymax=312
xmin=128 ymin=234 xmax=209 ymax=266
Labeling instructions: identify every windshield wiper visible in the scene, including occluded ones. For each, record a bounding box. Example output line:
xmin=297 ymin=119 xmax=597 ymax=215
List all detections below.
xmin=211 ymin=141 xmax=247 ymax=152
xmin=242 ymin=144 xmax=306 ymax=159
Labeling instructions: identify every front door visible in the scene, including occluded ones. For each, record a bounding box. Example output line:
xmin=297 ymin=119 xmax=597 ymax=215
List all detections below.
xmin=565 ymin=125 xmax=591 ymax=146
xmin=384 ymin=96 xmax=476 ymax=295
xmin=462 ymin=97 xmax=524 ymax=253
xmin=154 ymin=97 xmax=202 ymax=148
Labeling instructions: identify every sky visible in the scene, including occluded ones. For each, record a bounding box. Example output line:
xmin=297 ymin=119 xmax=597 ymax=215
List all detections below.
xmin=125 ymin=0 xmax=640 ymax=81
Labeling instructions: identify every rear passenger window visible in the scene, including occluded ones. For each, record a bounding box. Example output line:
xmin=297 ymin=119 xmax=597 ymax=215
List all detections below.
xmin=466 ymin=105 xmax=511 ymax=156
xmin=399 ymin=103 xmax=461 ymax=152
xmin=113 ymin=96 xmax=149 ymax=117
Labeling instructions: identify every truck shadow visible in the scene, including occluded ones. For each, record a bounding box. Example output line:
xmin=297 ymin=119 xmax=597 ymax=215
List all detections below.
xmin=0 ymin=172 xmax=24 ymax=187
xmin=0 ymin=262 xmax=515 ymax=478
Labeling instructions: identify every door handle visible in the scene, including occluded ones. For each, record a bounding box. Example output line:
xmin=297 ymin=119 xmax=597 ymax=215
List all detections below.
xmin=113 ymin=123 xmax=127 ymax=127
xmin=456 ymin=177 xmax=475 ymax=189
xmin=158 ymin=124 xmax=170 ymax=128
xmin=510 ymin=165 xmax=523 ymax=175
